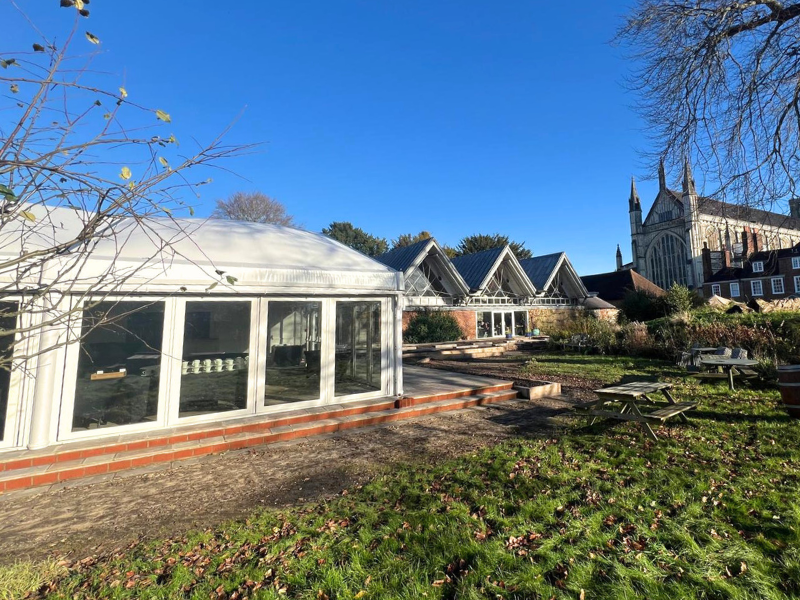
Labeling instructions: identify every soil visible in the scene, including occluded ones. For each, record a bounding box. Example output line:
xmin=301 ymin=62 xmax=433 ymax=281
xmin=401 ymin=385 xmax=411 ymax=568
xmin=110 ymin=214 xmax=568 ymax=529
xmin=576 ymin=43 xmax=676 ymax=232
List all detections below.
xmin=0 ymin=369 xmax=576 ymax=565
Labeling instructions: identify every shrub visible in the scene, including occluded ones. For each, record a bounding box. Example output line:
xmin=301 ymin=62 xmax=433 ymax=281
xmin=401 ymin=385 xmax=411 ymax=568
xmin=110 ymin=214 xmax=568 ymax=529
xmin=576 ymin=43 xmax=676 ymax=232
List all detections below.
xmin=662 ymin=284 xmax=700 ymax=316
xmin=619 ymin=290 xmax=664 ymax=322
xmin=404 ymin=311 xmax=464 ymax=344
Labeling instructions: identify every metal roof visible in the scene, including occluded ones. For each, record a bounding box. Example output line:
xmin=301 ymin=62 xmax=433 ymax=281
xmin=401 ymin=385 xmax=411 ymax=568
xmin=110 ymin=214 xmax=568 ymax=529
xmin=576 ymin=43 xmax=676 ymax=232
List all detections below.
xmin=450 ymin=247 xmax=506 ymax=291
xmin=519 ymin=253 xmax=564 ymax=289
xmin=374 ymin=239 xmax=432 ymax=273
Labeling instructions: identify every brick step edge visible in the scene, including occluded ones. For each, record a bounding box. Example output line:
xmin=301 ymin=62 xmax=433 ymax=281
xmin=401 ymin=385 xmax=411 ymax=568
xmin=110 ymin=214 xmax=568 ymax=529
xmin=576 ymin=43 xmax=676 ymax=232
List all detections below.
xmin=0 ymin=398 xmax=399 ymax=474
xmin=0 ymin=390 xmax=520 ymax=494
xmin=399 ymin=382 xmax=514 ymax=407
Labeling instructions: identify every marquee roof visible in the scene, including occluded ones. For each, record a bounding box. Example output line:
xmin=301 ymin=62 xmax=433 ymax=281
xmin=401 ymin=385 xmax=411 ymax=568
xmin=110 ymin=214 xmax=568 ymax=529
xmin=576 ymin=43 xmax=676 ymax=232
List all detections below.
xmin=0 ymin=204 xmax=403 ymax=294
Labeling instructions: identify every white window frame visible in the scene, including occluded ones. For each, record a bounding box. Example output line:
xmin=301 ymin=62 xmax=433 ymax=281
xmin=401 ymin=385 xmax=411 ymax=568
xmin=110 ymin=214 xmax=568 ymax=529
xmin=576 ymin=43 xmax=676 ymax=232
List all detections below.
xmin=772 ymin=277 xmax=785 ymax=295
xmin=165 ymin=297 xmax=260 ymax=427
xmin=793 ymin=257 xmax=800 ymax=270
xmin=795 ymin=275 xmax=800 ymax=293
xmin=752 ymin=261 xmax=764 ymax=273
xmin=330 ymin=297 xmax=390 ymax=404
xmin=0 ymin=298 xmax=35 ymax=450
xmin=58 ymin=295 xmax=394 ymax=443
xmin=711 ymin=284 xmax=721 ymax=296
xmin=474 ymin=310 xmax=527 ymax=339
xmin=58 ymin=296 xmax=176 ymax=442
xmin=751 ymin=280 xmax=764 ymax=297
xmin=730 ymin=282 xmax=740 ymax=297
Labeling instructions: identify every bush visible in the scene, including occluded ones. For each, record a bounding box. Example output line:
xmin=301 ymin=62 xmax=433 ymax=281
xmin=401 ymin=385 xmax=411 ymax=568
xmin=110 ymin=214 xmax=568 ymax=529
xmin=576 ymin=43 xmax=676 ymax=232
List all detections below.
xmin=404 ymin=311 xmax=464 ymax=344
xmin=619 ymin=290 xmax=664 ymax=322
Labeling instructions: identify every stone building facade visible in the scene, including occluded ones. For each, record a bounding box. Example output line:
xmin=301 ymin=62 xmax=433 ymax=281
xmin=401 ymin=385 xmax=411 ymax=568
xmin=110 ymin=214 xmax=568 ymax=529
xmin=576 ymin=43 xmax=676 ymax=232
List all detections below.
xmin=626 ymin=160 xmax=800 ymax=291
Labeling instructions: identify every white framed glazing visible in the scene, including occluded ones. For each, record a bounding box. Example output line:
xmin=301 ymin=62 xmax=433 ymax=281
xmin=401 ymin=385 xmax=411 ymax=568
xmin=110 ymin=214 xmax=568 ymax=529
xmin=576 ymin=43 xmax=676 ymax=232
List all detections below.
xmin=474 ymin=310 xmax=528 ymax=339
xmin=57 ymin=296 xmax=175 ymax=442
xmin=332 ymin=297 xmax=390 ymax=402
xmin=257 ymin=297 xmax=329 ymax=414
xmin=0 ymin=298 xmax=32 ymax=450
xmin=165 ymin=297 xmax=260 ymax=426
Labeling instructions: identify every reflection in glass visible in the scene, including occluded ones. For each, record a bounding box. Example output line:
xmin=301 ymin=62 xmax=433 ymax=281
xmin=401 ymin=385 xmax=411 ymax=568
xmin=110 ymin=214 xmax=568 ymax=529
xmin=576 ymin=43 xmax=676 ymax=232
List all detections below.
xmin=477 ymin=311 xmax=492 ymax=339
xmin=335 ymin=302 xmax=381 ymax=396
xmin=492 ymin=312 xmax=503 ymax=337
xmin=0 ymin=302 xmax=17 ymax=442
xmin=514 ymin=311 xmax=527 ymax=336
xmin=504 ymin=313 xmax=513 ymax=336
xmin=73 ymin=302 xmax=164 ymax=431
xmin=179 ymin=302 xmax=250 ymax=417
xmin=265 ymin=302 xmax=322 ymax=405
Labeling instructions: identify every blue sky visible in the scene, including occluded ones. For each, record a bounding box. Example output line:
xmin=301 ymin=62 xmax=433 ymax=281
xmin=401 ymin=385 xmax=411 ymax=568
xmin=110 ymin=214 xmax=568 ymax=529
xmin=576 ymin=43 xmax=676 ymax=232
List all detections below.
xmin=3 ymin=0 xmax=674 ymax=275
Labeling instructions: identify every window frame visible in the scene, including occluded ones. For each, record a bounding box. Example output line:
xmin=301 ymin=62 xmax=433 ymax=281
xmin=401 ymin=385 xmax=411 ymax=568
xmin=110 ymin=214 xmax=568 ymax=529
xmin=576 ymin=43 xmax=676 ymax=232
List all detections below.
xmin=711 ymin=284 xmax=721 ymax=297
xmin=795 ymin=275 xmax=800 ymax=293
xmin=0 ymin=298 xmax=33 ymax=450
xmin=165 ymin=297 xmax=260 ymax=426
xmin=793 ymin=257 xmax=800 ymax=270
xmin=751 ymin=280 xmax=764 ymax=297
xmin=58 ymin=296 xmax=175 ymax=442
xmin=771 ymin=277 xmax=785 ymax=295
xmin=331 ymin=298 xmax=390 ymax=403
xmin=730 ymin=282 xmax=740 ymax=297
xmin=752 ymin=261 xmax=764 ymax=273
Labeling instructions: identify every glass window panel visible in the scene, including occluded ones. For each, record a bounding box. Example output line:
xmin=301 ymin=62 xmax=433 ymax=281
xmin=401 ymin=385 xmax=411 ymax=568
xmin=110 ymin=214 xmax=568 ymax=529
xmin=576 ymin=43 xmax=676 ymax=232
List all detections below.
xmin=492 ymin=312 xmax=504 ymax=337
xmin=514 ymin=311 xmax=527 ymax=336
xmin=265 ymin=301 xmax=322 ymax=406
xmin=477 ymin=312 xmax=492 ymax=338
xmin=179 ymin=301 xmax=251 ymax=418
xmin=72 ymin=301 xmax=164 ymax=431
xmin=0 ymin=302 xmax=17 ymax=442
xmin=504 ymin=313 xmax=513 ymax=336
xmin=335 ymin=301 xmax=381 ymax=397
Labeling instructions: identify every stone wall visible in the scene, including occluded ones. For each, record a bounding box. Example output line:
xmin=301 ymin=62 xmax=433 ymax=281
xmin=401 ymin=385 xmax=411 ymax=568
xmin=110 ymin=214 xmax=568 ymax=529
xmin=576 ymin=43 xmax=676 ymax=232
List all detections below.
xmin=527 ymin=307 xmax=584 ymax=333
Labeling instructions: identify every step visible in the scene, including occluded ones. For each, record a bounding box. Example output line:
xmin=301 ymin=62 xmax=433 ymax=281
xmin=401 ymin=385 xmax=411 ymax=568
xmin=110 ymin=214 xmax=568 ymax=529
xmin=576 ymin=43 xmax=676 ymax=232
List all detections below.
xmin=0 ymin=397 xmax=398 ymax=475
xmin=0 ymin=390 xmax=520 ymax=494
xmin=399 ymin=381 xmax=514 ymax=407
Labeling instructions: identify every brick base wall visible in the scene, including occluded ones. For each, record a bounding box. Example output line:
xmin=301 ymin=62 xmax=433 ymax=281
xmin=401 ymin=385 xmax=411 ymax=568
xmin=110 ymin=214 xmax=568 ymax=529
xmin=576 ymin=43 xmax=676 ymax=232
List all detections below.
xmin=402 ymin=309 xmax=476 ymax=340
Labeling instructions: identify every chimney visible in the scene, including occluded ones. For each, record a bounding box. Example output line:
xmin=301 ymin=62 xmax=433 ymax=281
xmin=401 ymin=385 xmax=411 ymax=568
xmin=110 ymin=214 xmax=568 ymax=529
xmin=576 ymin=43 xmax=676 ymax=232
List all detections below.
xmin=753 ymin=229 xmax=761 ymax=253
xmin=790 ymin=198 xmax=800 ymax=219
xmin=742 ymin=227 xmax=750 ymax=257
xmin=701 ymin=243 xmax=713 ymax=281
xmin=723 ymin=249 xmax=731 ymax=268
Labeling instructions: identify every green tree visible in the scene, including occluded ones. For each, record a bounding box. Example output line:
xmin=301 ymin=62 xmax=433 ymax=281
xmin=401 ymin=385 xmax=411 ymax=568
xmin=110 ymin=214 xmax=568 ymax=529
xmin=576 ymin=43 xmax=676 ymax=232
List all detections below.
xmin=322 ymin=222 xmax=388 ymax=257
xmin=454 ymin=234 xmax=532 ymax=259
xmin=391 ymin=231 xmax=431 ymax=249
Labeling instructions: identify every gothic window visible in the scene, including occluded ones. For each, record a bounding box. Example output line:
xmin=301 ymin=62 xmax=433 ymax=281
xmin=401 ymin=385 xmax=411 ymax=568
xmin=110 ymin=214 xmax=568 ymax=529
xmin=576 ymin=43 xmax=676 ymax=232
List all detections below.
xmin=704 ymin=226 xmax=721 ymax=251
xmin=647 ymin=233 xmax=688 ymax=290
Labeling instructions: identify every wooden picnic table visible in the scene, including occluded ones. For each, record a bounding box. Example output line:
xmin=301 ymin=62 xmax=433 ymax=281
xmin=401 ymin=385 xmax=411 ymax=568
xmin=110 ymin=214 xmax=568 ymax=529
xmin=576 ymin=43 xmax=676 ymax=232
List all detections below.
xmin=573 ymin=381 xmax=697 ymax=443
xmin=690 ymin=347 xmax=717 ymax=365
xmin=696 ymin=357 xmax=759 ymax=391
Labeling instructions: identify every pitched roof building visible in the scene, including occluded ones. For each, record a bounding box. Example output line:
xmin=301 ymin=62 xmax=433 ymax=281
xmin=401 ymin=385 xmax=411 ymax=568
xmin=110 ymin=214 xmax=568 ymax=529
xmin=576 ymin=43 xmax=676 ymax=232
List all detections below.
xmin=581 ymin=269 xmax=665 ymax=307
xmin=624 ymin=159 xmax=800 ymax=291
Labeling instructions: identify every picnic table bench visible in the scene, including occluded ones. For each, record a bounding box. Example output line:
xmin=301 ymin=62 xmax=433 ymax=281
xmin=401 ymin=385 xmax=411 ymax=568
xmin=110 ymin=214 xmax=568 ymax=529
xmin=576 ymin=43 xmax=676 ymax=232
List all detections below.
xmin=573 ymin=381 xmax=697 ymax=443
xmin=693 ymin=357 xmax=759 ymax=391
xmin=562 ymin=334 xmax=593 ymax=353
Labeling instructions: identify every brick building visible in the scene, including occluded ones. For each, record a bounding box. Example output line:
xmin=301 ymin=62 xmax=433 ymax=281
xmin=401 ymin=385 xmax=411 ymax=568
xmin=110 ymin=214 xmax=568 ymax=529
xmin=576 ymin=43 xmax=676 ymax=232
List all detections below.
xmin=702 ymin=243 xmax=800 ymax=301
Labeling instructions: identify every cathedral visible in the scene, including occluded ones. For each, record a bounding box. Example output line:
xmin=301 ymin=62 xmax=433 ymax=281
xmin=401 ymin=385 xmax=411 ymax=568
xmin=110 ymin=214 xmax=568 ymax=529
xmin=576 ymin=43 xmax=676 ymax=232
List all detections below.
xmin=622 ymin=160 xmax=800 ymax=291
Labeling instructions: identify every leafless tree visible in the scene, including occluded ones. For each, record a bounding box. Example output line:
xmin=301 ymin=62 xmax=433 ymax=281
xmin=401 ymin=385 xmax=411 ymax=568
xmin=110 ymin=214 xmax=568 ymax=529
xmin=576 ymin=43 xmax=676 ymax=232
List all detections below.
xmin=618 ymin=1 xmax=800 ymax=211
xmin=0 ymin=3 xmax=248 ymax=371
xmin=211 ymin=191 xmax=296 ymax=226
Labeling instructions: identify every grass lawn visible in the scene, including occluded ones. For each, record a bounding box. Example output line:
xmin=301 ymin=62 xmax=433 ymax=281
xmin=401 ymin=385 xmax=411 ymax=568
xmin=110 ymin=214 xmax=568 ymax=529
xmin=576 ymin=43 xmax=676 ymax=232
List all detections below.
xmin=7 ymin=354 xmax=800 ymax=600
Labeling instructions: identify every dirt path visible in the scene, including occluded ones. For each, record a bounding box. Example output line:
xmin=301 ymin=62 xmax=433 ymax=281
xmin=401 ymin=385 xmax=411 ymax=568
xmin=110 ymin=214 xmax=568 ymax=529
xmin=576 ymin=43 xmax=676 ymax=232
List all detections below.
xmin=0 ymin=395 xmax=575 ymax=565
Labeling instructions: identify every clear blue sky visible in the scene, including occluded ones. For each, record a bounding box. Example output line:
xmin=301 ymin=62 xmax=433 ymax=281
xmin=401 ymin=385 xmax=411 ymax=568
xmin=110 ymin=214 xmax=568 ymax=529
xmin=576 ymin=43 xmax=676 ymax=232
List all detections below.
xmin=3 ymin=0 xmax=671 ymax=276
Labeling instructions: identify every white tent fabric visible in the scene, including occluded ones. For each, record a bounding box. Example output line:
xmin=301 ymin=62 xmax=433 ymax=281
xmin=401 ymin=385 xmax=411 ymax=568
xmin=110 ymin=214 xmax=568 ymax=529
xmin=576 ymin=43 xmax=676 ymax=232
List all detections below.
xmin=0 ymin=205 xmax=403 ymax=293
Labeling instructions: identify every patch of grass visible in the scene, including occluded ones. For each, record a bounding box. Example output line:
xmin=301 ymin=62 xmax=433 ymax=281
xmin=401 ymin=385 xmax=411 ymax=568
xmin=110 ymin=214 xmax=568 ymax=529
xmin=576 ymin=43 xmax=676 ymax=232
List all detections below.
xmin=521 ymin=352 xmax=682 ymax=384
xmin=0 ymin=560 xmax=67 ymax=600
xmin=17 ymin=355 xmax=800 ymax=599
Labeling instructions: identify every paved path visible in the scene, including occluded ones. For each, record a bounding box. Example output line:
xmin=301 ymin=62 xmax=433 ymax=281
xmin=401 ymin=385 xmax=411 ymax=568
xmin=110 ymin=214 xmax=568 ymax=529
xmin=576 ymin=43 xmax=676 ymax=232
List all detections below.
xmin=0 ymin=394 xmax=572 ymax=564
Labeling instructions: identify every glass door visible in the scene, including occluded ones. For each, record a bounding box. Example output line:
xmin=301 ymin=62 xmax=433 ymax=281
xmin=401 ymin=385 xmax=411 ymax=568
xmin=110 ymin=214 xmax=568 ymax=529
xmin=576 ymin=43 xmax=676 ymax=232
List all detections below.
xmin=335 ymin=301 xmax=382 ymax=397
xmin=0 ymin=302 xmax=17 ymax=446
xmin=264 ymin=301 xmax=323 ymax=406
